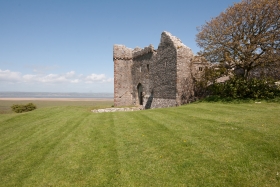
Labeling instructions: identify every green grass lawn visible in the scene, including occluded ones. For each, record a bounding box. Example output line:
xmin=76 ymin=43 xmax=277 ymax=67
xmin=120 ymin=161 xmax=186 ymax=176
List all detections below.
xmin=0 ymin=101 xmax=279 ymax=186
xmin=0 ymin=100 xmax=113 ymax=114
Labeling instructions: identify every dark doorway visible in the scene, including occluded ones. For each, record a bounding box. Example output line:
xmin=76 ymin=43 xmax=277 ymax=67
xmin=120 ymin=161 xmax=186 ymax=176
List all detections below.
xmin=137 ymin=83 xmax=143 ymax=105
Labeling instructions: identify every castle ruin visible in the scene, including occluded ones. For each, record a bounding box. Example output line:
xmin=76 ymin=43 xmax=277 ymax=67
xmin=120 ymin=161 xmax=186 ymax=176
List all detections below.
xmin=113 ymin=31 xmax=206 ymax=109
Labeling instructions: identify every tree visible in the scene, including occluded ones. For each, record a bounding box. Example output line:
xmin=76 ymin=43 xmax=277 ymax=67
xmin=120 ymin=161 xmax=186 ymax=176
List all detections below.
xmin=196 ymin=0 xmax=280 ymax=79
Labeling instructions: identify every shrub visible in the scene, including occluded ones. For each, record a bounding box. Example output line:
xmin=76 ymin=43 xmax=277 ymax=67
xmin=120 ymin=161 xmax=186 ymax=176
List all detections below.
xmin=11 ymin=103 xmax=37 ymax=113
xmin=209 ymin=77 xmax=280 ymax=99
xmin=194 ymin=65 xmax=229 ymax=98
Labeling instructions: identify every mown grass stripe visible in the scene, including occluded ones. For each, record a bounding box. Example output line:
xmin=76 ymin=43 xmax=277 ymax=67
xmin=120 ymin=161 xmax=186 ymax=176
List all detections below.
xmin=0 ymin=108 xmax=90 ymax=186
xmin=21 ymin=111 xmax=121 ymax=186
xmin=0 ymin=107 xmax=85 ymax=158
xmin=0 ymin=103 xmax=279 ymax=186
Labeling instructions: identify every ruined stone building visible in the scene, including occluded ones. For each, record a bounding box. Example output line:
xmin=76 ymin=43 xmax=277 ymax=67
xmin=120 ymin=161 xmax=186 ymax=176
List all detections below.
xmin=113 ymin=31 xmax=206 ymax=109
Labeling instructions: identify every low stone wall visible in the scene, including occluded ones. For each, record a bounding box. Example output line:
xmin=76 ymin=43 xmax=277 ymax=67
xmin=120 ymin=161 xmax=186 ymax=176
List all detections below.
xmin=92 ymin=107 xmax=142 ymax=113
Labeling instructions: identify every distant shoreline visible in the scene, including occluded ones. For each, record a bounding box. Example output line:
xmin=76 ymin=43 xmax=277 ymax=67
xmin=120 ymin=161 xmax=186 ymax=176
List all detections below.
xmin=0 ymin=92 xmax=114 ymax=99
xmin=0 ymin=98 xmax=113 ymax=101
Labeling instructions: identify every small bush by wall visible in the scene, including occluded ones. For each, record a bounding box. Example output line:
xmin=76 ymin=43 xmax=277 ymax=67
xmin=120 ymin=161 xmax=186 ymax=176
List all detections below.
xmin=11 ymin=103 xmax=37 ymax=113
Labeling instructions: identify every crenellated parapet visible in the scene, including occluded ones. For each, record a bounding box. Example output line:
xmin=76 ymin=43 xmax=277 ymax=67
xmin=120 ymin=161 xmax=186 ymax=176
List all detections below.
xmin=113 ymin=45 xmax=133 ymax=60
xmin=113 ymin=44 xmax=156 ymax=61
xmin=132 ymin=44 xmax=156 ymax=59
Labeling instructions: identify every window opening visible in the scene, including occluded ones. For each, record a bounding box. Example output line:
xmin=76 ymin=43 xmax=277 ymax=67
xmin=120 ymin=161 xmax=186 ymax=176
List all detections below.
xmin=147 ymin=64 xmax=149 ymax=72
xmin=199 ymin=67 xmax=203 ymax=71
xmin=137 ymin=83 xmax=143 ymax=105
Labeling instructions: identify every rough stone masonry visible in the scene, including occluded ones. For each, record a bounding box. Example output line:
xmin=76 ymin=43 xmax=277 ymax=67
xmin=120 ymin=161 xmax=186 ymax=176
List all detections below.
xmin=113 ymin=31 xmax=206 ymax=109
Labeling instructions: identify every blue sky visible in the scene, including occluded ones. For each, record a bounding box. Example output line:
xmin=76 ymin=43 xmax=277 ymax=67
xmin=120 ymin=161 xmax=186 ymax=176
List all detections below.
xmin=0 ymin=0 xmax=239 ymax=93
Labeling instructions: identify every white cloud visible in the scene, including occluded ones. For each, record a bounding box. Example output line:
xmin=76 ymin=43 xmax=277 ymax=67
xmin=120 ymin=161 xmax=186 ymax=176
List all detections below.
xmin=65 ymin=71 xmax=75 ymax=78
xmin=0 ymin=69 xmax=113 ymax=85
xmin=40 ymin=73 xmax=77 ymax=83
xmin=85 ymin=74 xmax=105 ymax=83
xmin=0 ymin=69 xmax=21 ymax=82
xmin=85 ymin=74 xmax=114 ymax=83
xmin=71 ymin=79 xmax=80 ymax=83
xmin=23 ymin=74 xmax=37 ymax=82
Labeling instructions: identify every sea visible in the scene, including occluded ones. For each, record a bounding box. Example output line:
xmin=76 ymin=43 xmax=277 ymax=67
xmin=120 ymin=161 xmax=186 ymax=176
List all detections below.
xmin=0 ymin=92 xmax=113 ymax=98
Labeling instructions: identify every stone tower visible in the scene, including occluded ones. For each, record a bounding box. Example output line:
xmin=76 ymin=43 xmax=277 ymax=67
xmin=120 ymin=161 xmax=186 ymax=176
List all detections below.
xmin=113 ymin=31 xmax=200 ymax=109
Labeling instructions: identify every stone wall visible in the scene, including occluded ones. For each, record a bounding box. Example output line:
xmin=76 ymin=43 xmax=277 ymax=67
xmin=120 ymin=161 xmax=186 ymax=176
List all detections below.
xmin=172 ymin=34 xmax=196 ymax=105
xmin=113 ymin=45 xmax=133 ymax=107
xmin=151 ymin=32 xmax=178 ymax=107
xmin=114 ymin=31 xmax=203 ymax=109
xmin=131 ymin=45 xmax=155 ymax=107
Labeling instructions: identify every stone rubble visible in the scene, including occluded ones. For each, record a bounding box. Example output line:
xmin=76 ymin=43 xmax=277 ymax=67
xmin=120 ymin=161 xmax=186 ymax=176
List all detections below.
xmin=91 ymin=106 xmax=143 ymax=113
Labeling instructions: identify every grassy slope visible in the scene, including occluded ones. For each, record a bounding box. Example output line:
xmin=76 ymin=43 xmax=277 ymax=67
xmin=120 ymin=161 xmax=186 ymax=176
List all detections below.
xmin=0 ymin=102 xmax=279 ymax=186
